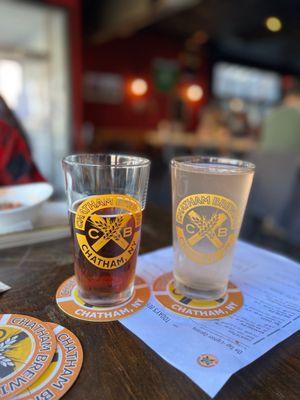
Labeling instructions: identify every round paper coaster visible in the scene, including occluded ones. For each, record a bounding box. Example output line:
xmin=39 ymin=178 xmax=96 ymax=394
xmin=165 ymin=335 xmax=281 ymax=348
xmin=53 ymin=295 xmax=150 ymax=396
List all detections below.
xmin=15 ymin=322 xmax=83 ymax=400
xmin=153 ymin=272 xmax=243 ymax=320
xmin=56 ymin=275 xmax=150 ymax=322
xmin=0 ymin=314 xmax=56 ymax=399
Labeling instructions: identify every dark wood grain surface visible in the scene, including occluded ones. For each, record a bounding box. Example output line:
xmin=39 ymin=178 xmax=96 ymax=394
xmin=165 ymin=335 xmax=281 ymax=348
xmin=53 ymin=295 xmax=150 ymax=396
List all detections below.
xmin=0 ymin=205 xmax=299 ymax=399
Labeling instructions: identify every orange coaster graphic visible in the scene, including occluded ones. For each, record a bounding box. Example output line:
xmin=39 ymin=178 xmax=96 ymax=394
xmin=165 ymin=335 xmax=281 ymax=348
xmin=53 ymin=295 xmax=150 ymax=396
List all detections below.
xmin=197 ymin=354 xmax=219 ymax=368
xmin=0 ymin=314 xmax=56 ymax=399
xmin=153 ymin=272 xmax=243 ymax=320
xmin=56 ymin=275 xmax=150 ymax=322
xmin=15 ymin=322 xmax=83 ymax=400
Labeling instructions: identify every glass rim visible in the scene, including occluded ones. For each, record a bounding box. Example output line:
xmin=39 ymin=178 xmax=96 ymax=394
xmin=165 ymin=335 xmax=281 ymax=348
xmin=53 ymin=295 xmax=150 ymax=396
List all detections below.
xmin=170 ymin=156 xmax=255 ymax=172
xmin=62 ymin=153 xmax=151 ymax=168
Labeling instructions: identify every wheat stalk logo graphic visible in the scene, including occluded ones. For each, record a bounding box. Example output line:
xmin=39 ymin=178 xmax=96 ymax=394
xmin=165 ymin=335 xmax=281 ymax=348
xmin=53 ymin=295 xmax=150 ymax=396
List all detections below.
xmin=0 ymin=330 xmax=30 ymax=379
xmin=0 ymin=334 xmax=18 ymax=370
xmin=187 ymin=210 xmax=228 ymax=249
xmin=89 ymin=213 xmax=131 ymax=252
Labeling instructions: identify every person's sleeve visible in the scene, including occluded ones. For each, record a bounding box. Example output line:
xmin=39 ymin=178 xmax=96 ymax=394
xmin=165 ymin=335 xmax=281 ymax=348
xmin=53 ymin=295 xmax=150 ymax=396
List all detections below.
xmin=0 ymin=124 xmax=46 ymax=185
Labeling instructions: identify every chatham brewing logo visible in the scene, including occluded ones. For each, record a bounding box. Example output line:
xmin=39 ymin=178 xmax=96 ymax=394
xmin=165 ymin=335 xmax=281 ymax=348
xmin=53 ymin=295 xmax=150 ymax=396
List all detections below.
xmin=75 ymin=194 xmax=142 ymax=270
xmin=13 ymin=323 xmax=84 ymax=400
xmin=56 ymin=275 xmax=151 ymax=322
xmin=0 ymin=327 xmax=32 ymax=380
xmin=153 ymin=272 xmax=243 ymax=320
xmin=197 ymin=354 xmax=219 ymax=368
xmin=176 ymin=193 xmax=239 ymax=265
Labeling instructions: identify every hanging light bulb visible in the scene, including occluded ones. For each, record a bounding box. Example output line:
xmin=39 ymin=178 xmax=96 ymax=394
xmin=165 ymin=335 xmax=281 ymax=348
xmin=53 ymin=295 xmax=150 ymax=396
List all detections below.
xmin=130 ymin=78 xmax=148 ymax=96
xmin=265 ymin=16 xmax=282 ymax=32
xmin=186 ymin=84 xmax=203 ymax=102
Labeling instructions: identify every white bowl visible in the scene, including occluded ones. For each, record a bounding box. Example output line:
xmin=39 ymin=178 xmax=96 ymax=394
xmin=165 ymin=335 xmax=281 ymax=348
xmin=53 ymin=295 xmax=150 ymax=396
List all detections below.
xmin=0 ymin=182 xmax=53 ymax=234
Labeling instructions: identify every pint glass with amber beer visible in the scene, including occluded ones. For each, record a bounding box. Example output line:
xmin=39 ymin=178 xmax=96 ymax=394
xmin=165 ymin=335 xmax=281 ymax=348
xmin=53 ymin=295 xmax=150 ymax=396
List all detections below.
xmin=62 ymin=154 xmax=150 ymax=306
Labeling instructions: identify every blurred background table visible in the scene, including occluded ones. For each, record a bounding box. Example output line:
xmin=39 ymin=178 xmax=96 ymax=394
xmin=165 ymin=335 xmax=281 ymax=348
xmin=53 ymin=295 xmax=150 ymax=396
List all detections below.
xmin=0 ymin=205 xmax=299 ymax=400
xmin=145 ymin=131 xmax=258 ymax=154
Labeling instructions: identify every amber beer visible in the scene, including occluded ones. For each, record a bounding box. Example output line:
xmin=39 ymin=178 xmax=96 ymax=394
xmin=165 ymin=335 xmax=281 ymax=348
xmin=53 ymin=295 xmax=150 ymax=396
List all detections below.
xmin=70 ymin=196 xmax=142 ymax=306
xmin=62 ymin=154 xmax=150 ymax=307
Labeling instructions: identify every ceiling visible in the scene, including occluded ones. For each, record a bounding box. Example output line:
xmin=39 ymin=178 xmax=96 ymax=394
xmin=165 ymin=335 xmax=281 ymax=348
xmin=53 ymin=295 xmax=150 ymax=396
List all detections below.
xmin=83 ymin=0 xmax=199 ymax=43
xmin=143 ymin=0 xmax=300 ymax=73
xmin=83 ymin=0 xmax=300 ymax=74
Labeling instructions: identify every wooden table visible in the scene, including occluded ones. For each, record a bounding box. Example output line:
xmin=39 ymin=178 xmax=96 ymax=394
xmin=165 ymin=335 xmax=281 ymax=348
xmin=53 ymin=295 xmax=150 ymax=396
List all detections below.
xmin=0 ymin=205 xmax=299 ymax=399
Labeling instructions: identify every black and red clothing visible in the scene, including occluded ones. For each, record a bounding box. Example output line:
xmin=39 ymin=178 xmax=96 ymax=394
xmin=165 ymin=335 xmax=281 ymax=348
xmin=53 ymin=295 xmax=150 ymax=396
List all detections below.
xmin=0 ymin=119 xmax=45 ymax=185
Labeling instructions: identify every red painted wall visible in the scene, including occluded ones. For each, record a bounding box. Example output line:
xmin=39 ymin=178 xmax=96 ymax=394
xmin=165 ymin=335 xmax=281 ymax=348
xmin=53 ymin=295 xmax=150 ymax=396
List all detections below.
xmin=83 ymin=32 xmax=209 ymax=131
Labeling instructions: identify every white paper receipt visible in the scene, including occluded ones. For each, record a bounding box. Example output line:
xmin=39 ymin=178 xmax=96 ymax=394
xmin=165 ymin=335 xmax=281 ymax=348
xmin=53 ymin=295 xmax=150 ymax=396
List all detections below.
xmin=120 ymin=242 xmax=300 ymax=397
xmin=0 ymin=281 xmax=11 ymax=293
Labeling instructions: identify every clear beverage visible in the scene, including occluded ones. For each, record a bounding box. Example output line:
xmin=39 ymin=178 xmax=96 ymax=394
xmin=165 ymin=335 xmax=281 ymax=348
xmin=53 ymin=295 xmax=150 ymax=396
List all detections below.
xmin=171 ymin=157 xmax=254 ymax=300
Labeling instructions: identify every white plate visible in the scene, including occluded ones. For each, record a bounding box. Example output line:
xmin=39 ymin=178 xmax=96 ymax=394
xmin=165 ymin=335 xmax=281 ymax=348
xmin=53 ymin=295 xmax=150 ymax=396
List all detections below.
xmin=0 ymin=182 xmax=53 ymax=234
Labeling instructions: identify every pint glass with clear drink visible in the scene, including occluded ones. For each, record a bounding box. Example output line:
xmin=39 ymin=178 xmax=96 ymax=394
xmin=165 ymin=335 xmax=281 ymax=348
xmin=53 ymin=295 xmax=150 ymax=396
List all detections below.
xmin=62 ymin=154 xmax=150 ymax=306
xmin=171 ymin=156 xmax=255 ymax=300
